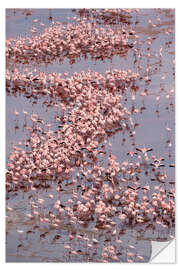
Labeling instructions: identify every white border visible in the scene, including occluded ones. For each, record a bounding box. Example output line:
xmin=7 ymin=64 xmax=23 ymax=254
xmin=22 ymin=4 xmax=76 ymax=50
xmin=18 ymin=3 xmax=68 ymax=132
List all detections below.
xmin=1 ymin=0 xmax=179 ymax=269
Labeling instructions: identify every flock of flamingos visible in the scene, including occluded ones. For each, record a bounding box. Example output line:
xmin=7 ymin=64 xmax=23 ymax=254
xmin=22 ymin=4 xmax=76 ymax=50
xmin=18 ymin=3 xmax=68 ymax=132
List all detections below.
xmin=6 ymin=8 xmax=175 ymax=262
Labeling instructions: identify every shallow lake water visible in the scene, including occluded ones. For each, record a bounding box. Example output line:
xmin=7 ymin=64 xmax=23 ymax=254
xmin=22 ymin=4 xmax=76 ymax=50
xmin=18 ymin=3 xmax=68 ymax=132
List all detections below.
xmin=6 ymin=8 xmax=175 ymax=262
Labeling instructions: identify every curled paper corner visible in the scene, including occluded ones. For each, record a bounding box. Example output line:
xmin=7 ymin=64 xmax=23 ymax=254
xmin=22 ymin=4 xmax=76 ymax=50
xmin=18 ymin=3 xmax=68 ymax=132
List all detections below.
xmin=150 ymin=239 xmax=175 ymax=263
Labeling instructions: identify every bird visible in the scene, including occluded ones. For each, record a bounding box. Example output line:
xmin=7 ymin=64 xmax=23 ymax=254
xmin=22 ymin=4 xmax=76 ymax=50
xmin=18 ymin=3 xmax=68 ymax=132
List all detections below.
xmin=169 ymin=164 xmax=175 ymax=168
xmin=127 ymin=151 xmax=137 ymax=157
xmin=168 ymin=181 xmax=175 ymax=185
xmin=127 ymin=185 xmax=141 ymax=191
xmin=153 ymin=157 xmax=165 ymax=163
xmin=136 ymin=147 xmax=153 ymax=154
xmin=150 ymin=162 xmax=165 ymax=168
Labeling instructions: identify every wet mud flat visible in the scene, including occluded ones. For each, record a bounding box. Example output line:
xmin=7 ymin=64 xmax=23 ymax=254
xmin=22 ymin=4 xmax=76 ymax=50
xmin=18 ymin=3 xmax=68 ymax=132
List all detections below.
xmin=6 ymin=8 xmax=175 ymax=262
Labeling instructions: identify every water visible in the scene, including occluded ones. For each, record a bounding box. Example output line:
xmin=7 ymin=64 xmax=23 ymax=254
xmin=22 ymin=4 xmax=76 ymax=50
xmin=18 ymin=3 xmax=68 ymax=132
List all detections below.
xmin=6 ymin=8 xmax=175 ymax=262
